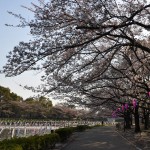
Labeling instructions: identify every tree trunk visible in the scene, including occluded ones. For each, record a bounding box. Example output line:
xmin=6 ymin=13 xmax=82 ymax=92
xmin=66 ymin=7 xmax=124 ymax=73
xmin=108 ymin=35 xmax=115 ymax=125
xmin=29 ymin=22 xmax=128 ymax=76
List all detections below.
xmin=134 ymin=105 xmax=141 ymax=133
xmin=124 ymin=110 xmax=131 ymax=129
xmin=144 ymin=111 xmax=149 ymax=130
xmin=130 ymin=114 xmax=133 ymax=126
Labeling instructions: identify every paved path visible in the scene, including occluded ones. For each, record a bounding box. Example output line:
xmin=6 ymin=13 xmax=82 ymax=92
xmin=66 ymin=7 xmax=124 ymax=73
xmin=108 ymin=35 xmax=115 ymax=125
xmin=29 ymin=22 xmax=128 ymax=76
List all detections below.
xmin=63 ymin=126 xmax=136 ymax=150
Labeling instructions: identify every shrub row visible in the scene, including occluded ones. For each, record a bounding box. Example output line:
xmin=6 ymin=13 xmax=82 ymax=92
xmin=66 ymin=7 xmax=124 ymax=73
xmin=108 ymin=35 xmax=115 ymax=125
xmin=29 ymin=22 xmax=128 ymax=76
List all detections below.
xmin=0 ymin=125 xmax=91 ymax=150
xmin=55 ymin=127 xmax=74 ymax=142
xmin=0 ymin=133 xmax=60 ymax=150
xmin=75 ymin=125 xmax=91 ymax=132
xmin=55 ymin=125 xmax=91 ymax=142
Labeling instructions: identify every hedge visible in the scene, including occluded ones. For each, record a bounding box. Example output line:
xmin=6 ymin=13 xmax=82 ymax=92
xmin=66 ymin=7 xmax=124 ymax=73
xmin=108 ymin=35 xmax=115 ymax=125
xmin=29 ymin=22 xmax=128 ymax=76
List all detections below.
xmin=55 ymin=127 xmax=74 ymax=142
xmin=0 ymin=133 xmax=60 ymax=150
xmin=75 ymin=125 xmax=91 ymax=132
xmin=0 ymin=125 xmax=92 ymax=149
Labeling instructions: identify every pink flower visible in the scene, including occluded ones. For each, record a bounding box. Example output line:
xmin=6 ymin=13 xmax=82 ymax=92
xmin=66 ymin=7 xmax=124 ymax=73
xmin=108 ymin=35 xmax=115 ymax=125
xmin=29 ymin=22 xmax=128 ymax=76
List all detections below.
xmin=125 ymin=103 xmax=128 ymax=110
xmin=112 ymin=111 xmax=117 ymax=117
xmin=117 ymin=108 xmax=120 ymax=111
xmin=112 ymin=112 xmax=117 ymax=118
xmin=122 ymin=105 xmax=125 ymax=111
xmin=132 ymin=99 xmax=137 ymax=108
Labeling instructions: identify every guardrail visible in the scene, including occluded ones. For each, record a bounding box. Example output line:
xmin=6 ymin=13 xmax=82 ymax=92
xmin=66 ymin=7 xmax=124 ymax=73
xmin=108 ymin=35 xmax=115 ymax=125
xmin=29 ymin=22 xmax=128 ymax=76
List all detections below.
xmin=0 ymin=120 xmax=107 ymax=140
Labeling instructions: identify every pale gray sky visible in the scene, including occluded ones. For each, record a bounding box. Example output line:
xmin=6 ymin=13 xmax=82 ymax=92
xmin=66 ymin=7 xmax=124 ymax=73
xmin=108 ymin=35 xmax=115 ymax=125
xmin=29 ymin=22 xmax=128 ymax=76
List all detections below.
xmin=0 ymin=0 xmax=42 ymax=99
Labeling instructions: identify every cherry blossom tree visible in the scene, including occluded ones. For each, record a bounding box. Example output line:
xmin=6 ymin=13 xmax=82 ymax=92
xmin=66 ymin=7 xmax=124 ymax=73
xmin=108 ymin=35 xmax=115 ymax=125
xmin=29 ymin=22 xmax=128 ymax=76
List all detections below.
xmin=2 ymin=0 xmax=150 ymax=120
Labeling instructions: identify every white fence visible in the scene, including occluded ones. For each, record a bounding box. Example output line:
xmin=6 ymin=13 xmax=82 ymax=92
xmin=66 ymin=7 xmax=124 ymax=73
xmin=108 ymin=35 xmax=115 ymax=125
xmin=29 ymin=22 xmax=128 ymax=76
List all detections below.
xmin=0 ymin=120 xmax=104 ymax=140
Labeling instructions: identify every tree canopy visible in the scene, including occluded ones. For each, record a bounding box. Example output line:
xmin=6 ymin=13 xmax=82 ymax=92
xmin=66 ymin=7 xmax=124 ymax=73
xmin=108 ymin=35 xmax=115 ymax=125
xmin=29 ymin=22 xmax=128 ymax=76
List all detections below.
xmin=0 ymin=85 xmax=81 ymax=119
xmin=2 ymin=0 xmax=150 ymax=113
xmin=0 ymin=86 xmax=23 ymax=102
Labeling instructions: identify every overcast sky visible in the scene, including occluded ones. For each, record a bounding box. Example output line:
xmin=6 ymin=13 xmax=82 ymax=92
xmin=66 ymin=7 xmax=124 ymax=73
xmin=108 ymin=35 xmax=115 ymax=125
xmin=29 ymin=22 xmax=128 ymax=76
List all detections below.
xmin=0 ymin=0 xmax=43 ymax=100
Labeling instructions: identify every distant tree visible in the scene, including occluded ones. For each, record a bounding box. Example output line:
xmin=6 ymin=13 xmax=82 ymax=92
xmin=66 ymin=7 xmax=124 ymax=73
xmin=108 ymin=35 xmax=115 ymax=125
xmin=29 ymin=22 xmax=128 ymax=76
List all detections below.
xmin=0 ymin=86 xmax=11 ymax=102
xmin=10 ymin=92 xmax=23 ymax=101
xmin=24 ymin=97 xmax=35 ymax=103
xmin=38 ymin=96 xmax=53 ymax=108
xmin=50 ymin=105 xmax=78 ymax=119
xmin=56 ymin=102 xmax=76 ymax=109
xmin=0 ymin=85 xmax=23 ymax=102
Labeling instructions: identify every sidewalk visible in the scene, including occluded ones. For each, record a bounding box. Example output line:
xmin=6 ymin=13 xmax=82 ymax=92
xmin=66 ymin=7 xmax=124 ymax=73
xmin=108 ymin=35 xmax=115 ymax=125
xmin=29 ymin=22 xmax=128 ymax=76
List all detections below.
xmin=58 ymin=126 xmax=136 ymax=150
xmin=117 ymin=128 xmax=150 ymax=150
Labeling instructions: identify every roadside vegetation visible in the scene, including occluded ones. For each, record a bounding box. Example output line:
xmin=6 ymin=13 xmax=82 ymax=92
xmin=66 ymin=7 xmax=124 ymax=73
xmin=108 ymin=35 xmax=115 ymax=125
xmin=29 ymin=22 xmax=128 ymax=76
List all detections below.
xmin=0 ymin=125 xmax=93 ymax=150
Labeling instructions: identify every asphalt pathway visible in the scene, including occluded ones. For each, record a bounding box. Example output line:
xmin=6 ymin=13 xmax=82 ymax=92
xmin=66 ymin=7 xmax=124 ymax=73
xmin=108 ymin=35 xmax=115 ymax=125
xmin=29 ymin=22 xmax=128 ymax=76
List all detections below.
xmin=62 ymin=126 xmax=136 ymax=150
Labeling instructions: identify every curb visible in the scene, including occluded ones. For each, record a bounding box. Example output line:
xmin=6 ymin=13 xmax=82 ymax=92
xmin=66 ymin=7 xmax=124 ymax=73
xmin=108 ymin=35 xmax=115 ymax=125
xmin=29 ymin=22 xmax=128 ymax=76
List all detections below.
xmin=115 ymin=130 xmax=142 ymax=150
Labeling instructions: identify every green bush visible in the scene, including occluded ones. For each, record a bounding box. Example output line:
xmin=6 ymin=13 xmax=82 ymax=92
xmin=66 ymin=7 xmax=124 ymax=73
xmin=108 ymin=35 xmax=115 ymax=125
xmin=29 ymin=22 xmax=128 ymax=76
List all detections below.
xmin=55 ymin=127 xmax=74 ymax=142
xmin=0 ymin=125 xmax=92 ymax=150
xmin=40 ymin=133 xmax=60 ymax=150
xmin=0 ymin=133 xmax=60 ymax=150
xmin=0 ymin=143 xmax=23 ymax=150
xmin=76 ymin=125 xmax=91 ymax=132
xmin=69 ymin=127 xmax=77 ymax=132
